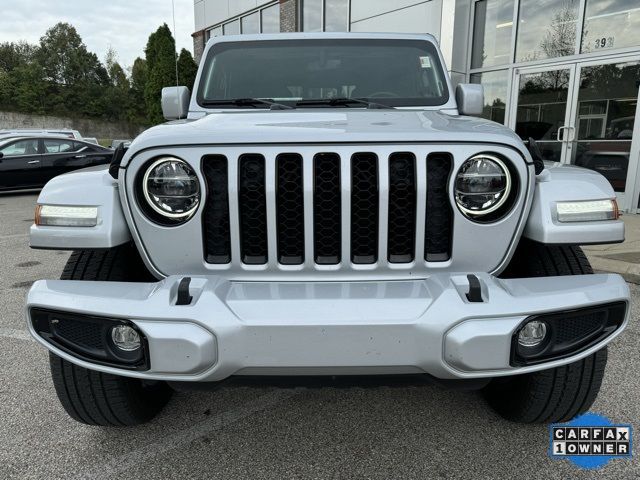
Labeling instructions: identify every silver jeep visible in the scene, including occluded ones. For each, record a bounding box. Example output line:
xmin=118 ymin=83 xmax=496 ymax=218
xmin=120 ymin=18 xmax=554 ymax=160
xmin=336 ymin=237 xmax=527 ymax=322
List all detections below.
xmin=27 ymin=33 xmax=629 ymax=426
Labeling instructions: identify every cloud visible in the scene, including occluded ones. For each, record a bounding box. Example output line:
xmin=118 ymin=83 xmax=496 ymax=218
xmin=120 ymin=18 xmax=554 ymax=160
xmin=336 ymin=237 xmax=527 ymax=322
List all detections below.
xmin=0 ymin=0 xmax=195 ymax=68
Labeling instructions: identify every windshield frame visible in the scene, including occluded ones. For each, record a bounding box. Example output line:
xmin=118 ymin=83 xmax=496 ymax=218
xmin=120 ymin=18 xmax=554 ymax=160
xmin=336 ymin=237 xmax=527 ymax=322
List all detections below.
xmin=196 ymin=38 xmax=451 ymax=109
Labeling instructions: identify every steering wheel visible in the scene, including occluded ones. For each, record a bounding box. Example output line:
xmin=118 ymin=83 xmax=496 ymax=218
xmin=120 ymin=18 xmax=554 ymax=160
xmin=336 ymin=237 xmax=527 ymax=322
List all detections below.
xmin=368 ymin=91 xmax=400 ymax=98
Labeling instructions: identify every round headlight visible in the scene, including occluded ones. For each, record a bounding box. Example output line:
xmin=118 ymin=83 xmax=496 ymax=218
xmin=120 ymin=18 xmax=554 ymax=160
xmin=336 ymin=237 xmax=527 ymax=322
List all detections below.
xmin=455 ymin=154 xmax=512 ymax=218
xmin=142 ymin=157 xmax=200 ymax=221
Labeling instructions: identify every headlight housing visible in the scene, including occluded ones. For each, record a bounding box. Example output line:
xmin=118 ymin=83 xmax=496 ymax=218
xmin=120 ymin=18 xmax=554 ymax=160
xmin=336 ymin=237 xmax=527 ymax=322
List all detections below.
xmin=139 ymin=157 xmax=200 ymax=224
xmin=455 ymin=154 xmax=514 ymax=221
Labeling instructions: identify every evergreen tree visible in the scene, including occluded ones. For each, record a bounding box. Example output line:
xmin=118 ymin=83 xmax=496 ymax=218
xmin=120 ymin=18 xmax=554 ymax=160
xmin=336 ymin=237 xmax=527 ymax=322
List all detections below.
xmin=177 ymin=48 xmax=198 ymax=92
xmin=144 ymin=24 xmax=178 ymax=124
xmin=129 ymin=57 xmax=148 ymax=124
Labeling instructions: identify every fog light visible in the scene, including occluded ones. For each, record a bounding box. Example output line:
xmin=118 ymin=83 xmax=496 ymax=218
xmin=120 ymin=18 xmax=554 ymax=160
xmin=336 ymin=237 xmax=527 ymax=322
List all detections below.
xmin=518 ymin=320 xmax=547 ymax=347
xmin=111 ymin=325 xmax=141 ymax=351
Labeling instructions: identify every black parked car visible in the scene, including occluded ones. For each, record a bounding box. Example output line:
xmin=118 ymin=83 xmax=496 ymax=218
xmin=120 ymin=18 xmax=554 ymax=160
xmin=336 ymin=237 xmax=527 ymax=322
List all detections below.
xmin=0 ymin=136 xmax=113 ymax=191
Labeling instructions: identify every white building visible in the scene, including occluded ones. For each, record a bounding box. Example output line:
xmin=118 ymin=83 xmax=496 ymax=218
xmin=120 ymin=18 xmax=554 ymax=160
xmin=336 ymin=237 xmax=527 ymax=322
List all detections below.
xmin=193 ymin=0 xmax=640 ymax=213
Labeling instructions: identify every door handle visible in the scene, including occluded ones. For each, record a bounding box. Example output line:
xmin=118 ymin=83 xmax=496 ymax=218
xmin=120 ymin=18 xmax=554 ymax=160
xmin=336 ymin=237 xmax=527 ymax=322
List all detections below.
xmin=557 ymin=126 xmax=576 ymax=142
xmin=557 ymin=126 xmax=569 ymax=142
xmin=27 ymin=160 xmax=40 ymax=164
xmin=73 ymin=154 xmax=87 ymax=159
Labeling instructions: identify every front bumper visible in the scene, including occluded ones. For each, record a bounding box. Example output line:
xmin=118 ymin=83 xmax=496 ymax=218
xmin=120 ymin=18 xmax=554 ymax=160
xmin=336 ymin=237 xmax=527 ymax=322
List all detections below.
xmin=26 ymin=273 xmax=630 ymax=381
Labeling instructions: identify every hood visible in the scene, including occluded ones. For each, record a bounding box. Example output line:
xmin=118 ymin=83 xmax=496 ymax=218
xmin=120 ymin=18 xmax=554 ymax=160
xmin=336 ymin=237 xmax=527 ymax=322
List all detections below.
xmin=126 ymin=110 xmax=527 ymax=160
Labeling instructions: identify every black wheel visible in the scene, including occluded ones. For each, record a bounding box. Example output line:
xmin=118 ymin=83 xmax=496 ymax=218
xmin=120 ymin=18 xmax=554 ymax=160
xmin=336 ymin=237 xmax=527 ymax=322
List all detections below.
xmin=50 ymin=353 xmax=172 ymax=426
xmin=499 ymin=239 xmax=593 ymax=278
xmin=485 ymin=240 xmax=608 ymax=423
xmin=60 ymin=242 xmax=156 ymax=282
xmin=50 ymin=243 xmax=171 ymax=426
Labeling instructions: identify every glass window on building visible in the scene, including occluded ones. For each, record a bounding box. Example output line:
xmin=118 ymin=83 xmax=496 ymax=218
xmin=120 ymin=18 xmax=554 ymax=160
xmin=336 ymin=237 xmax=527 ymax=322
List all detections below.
xmin=571 ymin=61 xmax=640 ymax=192
xmin=212 ymin=26 xmax=222 ymax=38
xmin=471 ymin=0 xmax=514 ymax=69
xmin=516 ymin=0 xmax=579 ymax=62
xmin=514 ymin=68 xmax=572 ymax=162
xmin=470 ymin=70 xmax=509 ymax=124
xmin=303 ymin=0 xmax=348 ymax=32
xmin=324 ymin=0 xmax=349 ymax=32
xmin=223 ymin=20 xmax=240 ymax=36
xmin=261 ymin=4 xmax=280 ymax=33
xmin=241 ymin=12 xmax=260 ymax=34
xmin=303 ymin=0 xmax=323 ymax=32
xmin=582 ymin=0 xmax=640 ymax=53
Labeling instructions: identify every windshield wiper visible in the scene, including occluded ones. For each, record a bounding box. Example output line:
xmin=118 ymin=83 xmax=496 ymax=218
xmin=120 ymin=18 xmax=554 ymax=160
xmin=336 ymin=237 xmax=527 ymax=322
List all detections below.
xmin=295 ymin=97 xmax=394 ymax=110
xmin=201 ymin=98 xmax=294 ymax=110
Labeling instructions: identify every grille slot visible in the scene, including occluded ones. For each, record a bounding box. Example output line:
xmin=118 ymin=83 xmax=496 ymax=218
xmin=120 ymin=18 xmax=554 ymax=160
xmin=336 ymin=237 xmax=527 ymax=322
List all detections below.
xmin=276 ymin=154 xmax=305 ymax=265
xmin=202 ymin=155 xmax=231 ymax=264
xmin=351 ymin=153 xmax=379 ymax=264
xmin=313 ymin=153 xmax=341 ymax=264
xmin=388 ymin=153 xmax=417 ymax=263
xmin=425 ymin=154 xmax=453 ymax=262
xmin=238 ymin=154 xmax=268 ymax=265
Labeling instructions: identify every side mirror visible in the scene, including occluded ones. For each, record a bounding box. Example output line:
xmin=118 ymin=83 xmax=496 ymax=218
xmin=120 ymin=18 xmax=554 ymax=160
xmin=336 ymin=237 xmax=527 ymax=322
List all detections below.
xmin=161 ymin=86 xmax=190 ymax=120
xmin=456 ymin=84 xmax=484 ymax=116
xmin=0 ymin=152 xmax=3 ymax=159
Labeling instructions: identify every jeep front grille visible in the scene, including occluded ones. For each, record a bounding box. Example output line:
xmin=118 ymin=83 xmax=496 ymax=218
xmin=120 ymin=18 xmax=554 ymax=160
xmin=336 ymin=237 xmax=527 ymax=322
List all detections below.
xmin=201 ymin=151 xmax=453 ymax=270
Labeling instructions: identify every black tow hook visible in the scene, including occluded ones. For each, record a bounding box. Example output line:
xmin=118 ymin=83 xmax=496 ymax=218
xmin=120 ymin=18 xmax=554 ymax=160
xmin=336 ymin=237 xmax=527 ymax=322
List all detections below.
xmin=176 ymin=277 xmax=193 ymax=306
xmin=466 ymin=274 xmax=483 ymax=303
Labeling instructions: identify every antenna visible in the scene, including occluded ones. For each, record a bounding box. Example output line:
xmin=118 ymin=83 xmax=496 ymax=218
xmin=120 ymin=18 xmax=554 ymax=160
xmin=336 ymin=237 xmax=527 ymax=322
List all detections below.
xmin=172 ymin=0 xmax=179 ymax=87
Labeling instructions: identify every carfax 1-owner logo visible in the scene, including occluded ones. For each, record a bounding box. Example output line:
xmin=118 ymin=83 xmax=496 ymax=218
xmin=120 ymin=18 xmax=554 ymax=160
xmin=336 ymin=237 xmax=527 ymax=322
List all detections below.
xmin=549 ymin=413 xmax=633 ymax=469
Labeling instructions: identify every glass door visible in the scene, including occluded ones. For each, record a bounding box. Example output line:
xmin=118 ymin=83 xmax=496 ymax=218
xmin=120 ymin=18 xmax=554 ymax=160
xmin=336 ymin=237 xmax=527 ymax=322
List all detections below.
xmin=566 ymin=58 xmax=640 ymax=207
xmin=509 ymin=64 xmax=577 ymax=163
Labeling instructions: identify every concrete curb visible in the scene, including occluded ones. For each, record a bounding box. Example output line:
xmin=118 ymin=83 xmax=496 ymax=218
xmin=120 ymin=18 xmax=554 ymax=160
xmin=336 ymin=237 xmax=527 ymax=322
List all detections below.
xmin=588 ymin=255 xmax=640 ymax=285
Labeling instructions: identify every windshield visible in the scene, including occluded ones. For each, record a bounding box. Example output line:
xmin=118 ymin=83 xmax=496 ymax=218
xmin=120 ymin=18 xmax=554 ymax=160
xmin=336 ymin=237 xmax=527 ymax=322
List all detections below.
xmin=197 ymin=39 xmax=449 ymax=108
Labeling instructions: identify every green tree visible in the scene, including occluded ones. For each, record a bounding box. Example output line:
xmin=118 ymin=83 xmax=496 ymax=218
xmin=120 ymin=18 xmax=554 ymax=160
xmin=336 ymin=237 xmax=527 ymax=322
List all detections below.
xmin=37 ymin=23 xmax=110 ymax=117
xmin=101 ymin=47 xmax=132 ymax=121
xmin=144 ymin=24 xmax=178 ymax=124
xmin=177 ymin=48 xmax=198 ymax=92
xmin=105 ymin=47 xmax=130 ymax=90
xmin=12 ymin=62 xmax=47 ymax=113
xmin=0 ymin=41 xmax=46 ymax=113
xmin=129 ymin=57 xmax=148 ymax=123
xmin=0 ymin=41 xmax=38 ymax=72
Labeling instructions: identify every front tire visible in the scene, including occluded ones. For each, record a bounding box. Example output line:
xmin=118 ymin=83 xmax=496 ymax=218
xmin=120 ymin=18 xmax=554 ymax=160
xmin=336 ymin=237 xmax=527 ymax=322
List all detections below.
xmin=50 ymin=244 xmax=171 ymax=426
xmin=50 ymin=353 xmax=172 ymax=426
xmin=485 ymin=241 xmax=608 ymax=423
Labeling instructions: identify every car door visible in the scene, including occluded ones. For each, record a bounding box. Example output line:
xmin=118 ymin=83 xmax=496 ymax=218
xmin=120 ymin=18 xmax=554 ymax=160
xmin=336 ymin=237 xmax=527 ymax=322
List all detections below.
xmin=0 ymin=138 xmax=44 ymax=190
xmin=80 ymin=143 xmax=113 ymax=167
xmin=42 ymin=138 xmax=91 ymax=179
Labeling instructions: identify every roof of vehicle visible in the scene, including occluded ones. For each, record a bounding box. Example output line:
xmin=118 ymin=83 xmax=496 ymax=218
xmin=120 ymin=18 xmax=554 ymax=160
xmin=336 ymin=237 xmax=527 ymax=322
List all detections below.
xmin=0 ymin=128 xmax=79 ymax=134
xmin=205 ymin=31 xmax=439 ymax=47
xmin=0 ymin=135 xmax=111 ymax=150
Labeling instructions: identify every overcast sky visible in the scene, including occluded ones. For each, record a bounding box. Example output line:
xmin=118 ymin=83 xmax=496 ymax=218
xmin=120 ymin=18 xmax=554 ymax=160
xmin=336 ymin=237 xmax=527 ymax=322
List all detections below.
xmin=0 ymin=0 xmax=194 ymax=69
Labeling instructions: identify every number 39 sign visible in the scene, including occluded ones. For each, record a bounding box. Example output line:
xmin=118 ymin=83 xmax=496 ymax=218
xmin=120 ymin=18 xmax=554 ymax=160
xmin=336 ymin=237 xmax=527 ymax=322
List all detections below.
xmin=595 ymin=36 xmax=615 ymax=49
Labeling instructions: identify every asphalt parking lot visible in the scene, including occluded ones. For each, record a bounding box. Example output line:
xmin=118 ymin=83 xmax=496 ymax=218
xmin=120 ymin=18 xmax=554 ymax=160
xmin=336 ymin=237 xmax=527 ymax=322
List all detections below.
xmin=0 ymin=191 xmax=638 ymax=480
